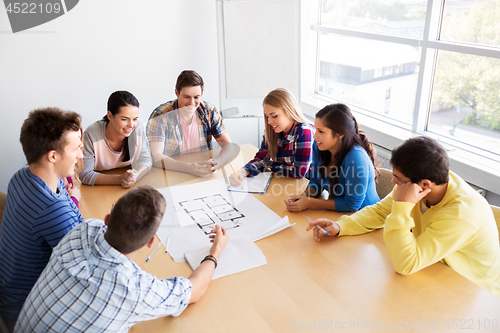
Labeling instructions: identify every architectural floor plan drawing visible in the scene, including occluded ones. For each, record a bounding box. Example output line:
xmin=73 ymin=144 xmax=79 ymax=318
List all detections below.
xmin=178 ymin=194 xmax=245 ymax=234
xmin=155 ymin=177 xmax=289 ymax=262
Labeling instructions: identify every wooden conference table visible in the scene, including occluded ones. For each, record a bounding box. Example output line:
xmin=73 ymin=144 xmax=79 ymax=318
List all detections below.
xmin=79 ymin=144 xmax=500 ymax=333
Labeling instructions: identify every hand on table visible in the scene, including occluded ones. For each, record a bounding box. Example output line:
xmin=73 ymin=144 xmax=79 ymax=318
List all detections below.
xmin=121 ymin=169 xmax=138 ymax=188
xmin=284 ymin=195 xmax=309 ymax=212
xmin=209 ymin=225 xmax=229 ymax=259
xmin=67 ymin=183 xmax=81 ymax=201
xmin=306 ymin=218 xmax=340 ymax=241
xmin=187 ymin=162 xmax=215 ymax=178
xmin=203 ymin=159 xmax=220 ymax=173
xmin=228 ymin=168 xmax=247 ymax=186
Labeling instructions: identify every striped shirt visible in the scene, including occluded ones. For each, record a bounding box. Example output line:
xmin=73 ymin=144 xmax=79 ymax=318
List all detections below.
xmin=146 ymin=100 xmax=226 ymax=156
xmin=15 ymin=219 xmax=192 ymax=333
xmin=245 ymin=122 xmax=314 ymax=178
xmin=0 ymin=166 xmax=83 ymax=320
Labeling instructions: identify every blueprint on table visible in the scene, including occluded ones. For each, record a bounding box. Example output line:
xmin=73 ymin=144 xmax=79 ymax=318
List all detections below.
xmin=155 ymin=178 xmax=289 ymax=262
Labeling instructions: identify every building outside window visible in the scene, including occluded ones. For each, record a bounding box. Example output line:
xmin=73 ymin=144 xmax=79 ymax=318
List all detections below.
xmin=312 ymin=0 xmax=500 ymax=160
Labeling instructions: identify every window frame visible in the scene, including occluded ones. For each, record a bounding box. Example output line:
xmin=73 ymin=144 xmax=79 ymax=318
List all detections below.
xmin=300 ymin=0 xmax=500 ymax=194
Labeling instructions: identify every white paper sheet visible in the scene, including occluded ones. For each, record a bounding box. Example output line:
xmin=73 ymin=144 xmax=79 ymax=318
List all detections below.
xmin=184 ymin=238 xmax=267 ymax=279
xmin=253 ymin=216 xmax=293 ymax=242
xmin=228 ymin=171 xmax=273 ymax=194
xmin=155 ymin=178 xmax=284 ymax=262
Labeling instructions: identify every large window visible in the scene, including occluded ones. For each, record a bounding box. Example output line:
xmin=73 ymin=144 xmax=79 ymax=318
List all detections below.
xmin=313 ymin=0 xmax=500 ymax=161
xmin=317 ymin=33 xmax=420 ymax=125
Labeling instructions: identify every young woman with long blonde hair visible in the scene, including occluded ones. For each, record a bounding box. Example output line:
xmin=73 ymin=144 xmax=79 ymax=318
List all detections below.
xmin=229 ymin=88 xmax=314 ymax=185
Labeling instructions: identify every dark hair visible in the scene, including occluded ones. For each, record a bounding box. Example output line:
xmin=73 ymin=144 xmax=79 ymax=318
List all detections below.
xmin=105 ymin=187 xmax=166 ymax=254
xmin=175 ymin=70 xmax=204 ymax=93
xmin=20 ymin=107 xmax=82 ymax=165
xmin=315 ymin=103 xmax=379 ymax=185
xmin=102 ymin=91 xmax=140 ymax=162
xmin=390 ymin=136 xmax=449 ymax=185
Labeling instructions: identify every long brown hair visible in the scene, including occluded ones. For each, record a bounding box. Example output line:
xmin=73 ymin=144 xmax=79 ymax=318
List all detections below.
xmin=315 ymin=103 xmax=379 ymax=184
xmin=263 ymin=88 xmax=311 ymax=159
xmin=102 ymin=91 xmax=140 ymax=162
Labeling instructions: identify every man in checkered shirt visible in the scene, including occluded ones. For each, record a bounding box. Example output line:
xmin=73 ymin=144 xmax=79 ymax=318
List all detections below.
xmin=147 ymin=70 xmax=232 ymax=177
xmin=15 ymin=187 xmax=229 ymax=332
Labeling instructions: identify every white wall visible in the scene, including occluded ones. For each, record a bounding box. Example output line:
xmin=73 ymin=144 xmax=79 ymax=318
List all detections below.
xmin=0 ymin=0 xmax=220 ymax=192
xmin=216 ymin=0 xmax=299 ymax=117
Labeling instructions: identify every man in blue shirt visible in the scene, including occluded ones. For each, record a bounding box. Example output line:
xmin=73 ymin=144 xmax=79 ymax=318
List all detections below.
xmin=15 ymin=187 xmax=229 ymax=332
xmin=0 ymin=108 xmax=84 ymax=330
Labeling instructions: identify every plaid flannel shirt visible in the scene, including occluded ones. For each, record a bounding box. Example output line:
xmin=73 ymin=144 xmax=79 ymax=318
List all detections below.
xmin=15 ymin=219 xmax=192 ymax=333
xmin=146 ymin=100 xmax=226 ymax=156
xmin=245 ymin=122 xmax=314 ymax=178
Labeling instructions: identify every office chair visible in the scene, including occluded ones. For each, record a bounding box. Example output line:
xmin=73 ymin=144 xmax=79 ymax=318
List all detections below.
xmin=0 ymin=317 xmax=8 ymax=333
xmin=376 ymin=168 xmax=395 ymax=199
xmin=490 ymin=205 xmax=500 ymax=243
xmin=0 ymin=191 xmax=7 ymax=227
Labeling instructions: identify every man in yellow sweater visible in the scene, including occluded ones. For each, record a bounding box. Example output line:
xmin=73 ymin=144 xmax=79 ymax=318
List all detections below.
xmin=308 ymin=136 xmax=500 ymax=297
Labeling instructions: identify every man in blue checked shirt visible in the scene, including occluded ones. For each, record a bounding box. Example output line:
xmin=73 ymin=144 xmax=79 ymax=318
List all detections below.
xmin=147 ymin=70 xmax=233 ymax=177
xmin=15 ymin=187 xmax=229 ymax=332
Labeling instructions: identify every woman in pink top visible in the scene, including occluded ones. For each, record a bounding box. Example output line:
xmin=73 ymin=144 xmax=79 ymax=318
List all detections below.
xmin=81 ymin=91 xmax=152 ymax=187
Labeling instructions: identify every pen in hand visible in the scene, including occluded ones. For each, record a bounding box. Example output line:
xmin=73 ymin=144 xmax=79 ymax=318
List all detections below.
xmin=306 ymin=216 xmax=330 ymax=236
xmin=146 ymin=242 xmax=162 ymax=262
xmin=209 ymin=150 xmax=215 ymax=172
xmin=230 ymin=164 xmax=244 ymax=190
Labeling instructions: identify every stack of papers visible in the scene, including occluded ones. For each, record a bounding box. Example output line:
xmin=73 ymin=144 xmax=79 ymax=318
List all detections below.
xmin=185 ymin=238 xmax=267 ymax=279
xmin=155 ymin=178 xmax=287 ymax=263
xmin=184 ymin=217 xmax=293 ymax=279
xmin=154 ymin=177 xmax=294 ymax=278
xmin=228 ymin=172 xmax=273 ymax=194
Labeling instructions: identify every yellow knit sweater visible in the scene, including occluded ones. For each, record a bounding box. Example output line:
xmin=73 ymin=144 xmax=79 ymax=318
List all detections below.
xmin=337 ymin=171 xmax=500 ymax=298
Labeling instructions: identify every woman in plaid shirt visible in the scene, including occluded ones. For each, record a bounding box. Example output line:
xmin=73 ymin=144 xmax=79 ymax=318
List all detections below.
xmin=229 ymin=88 xmax=314 ymax=184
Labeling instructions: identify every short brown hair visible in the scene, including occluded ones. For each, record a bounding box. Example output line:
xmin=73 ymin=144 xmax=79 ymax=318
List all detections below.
xmin=20 ymin=107 xmax=82 ymax=165
xmin=175 ymin=70 xmax=204 ymax=93
xmin=105 ymin=187 xmax=166 ymax=254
